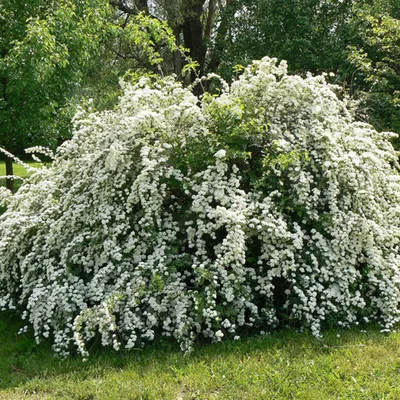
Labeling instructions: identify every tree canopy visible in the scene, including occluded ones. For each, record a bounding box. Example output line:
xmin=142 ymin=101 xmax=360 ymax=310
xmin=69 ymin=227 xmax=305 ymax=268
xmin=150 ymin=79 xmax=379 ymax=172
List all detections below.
xmin=0 ymin=0 xmax=178 ymax=191
xmin=0 ymin=0 xmax=112 ymax=153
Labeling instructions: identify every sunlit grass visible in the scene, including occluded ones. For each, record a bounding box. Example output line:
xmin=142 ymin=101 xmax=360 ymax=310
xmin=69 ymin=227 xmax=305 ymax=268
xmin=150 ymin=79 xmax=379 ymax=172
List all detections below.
xmin=1 ymin=311 xmax=400 ymax=399
xmin=0 ymin=161 xmax=44 ymax=191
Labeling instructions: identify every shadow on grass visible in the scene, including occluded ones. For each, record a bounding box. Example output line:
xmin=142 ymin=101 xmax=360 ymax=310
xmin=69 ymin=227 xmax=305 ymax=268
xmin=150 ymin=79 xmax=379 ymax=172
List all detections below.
xmin=0 ymin=310 xmax=393 ymax=393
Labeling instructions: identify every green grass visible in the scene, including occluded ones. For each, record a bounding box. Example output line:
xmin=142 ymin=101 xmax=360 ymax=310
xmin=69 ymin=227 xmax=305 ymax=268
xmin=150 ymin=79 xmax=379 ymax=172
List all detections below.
xmin=1 ymin=312 xmax=400 ymax=400
xmin=0 ymin=161 xmax=44 ymax=192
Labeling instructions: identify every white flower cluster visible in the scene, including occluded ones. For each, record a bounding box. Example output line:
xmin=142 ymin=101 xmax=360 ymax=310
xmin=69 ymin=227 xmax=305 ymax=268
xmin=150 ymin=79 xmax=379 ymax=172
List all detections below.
xmin=24 ymin=146 xmax=56 ymax=163
xmin=1 ymin=58 xmax=400 ymax=356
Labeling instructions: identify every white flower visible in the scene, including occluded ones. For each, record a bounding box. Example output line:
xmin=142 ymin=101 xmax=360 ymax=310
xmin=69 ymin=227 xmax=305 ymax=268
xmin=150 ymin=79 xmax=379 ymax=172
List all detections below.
xmin=214 ymin=149 xmax=226 ymax=159
xmin=1 ymin=57 xmax=399 ymax=357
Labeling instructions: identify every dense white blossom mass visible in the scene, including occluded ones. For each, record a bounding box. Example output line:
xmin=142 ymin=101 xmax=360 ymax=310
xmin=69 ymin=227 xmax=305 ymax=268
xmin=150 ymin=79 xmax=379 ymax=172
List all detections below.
xmin=1 ymin=57 xmax=400 ymax=357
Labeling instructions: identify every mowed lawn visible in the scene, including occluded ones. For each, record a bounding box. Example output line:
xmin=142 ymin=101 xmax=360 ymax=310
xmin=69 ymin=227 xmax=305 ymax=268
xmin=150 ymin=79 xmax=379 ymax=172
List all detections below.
xmin=1 ymin=311 xmax=400 ymax=400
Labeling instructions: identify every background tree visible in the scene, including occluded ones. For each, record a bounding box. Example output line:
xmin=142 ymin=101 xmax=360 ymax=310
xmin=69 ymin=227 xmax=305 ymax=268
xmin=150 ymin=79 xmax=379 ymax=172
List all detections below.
xmin=81 ymin=11 xmax=178 ymax=112
xmin=215 ymin=0 xmax=354 ymax=80
xmin=347 ymin=0 xmax=400 ymax=142
xmin=0 ymin=0 xmax=113 ymax=191
xmin=112 ymin=0 xmax=239 ymax=92
xmin=0 ymin=0 xmax=177 ymax=192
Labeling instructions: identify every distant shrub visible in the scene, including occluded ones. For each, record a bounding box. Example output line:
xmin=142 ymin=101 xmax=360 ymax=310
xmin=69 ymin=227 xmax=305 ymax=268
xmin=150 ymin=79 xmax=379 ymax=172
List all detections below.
xmin=1 ymin=57 xmax=400 ymax=357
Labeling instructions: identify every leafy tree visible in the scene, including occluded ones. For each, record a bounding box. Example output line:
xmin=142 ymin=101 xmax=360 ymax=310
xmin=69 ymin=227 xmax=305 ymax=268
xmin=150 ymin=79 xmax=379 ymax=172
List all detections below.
xmin=113 ymin=0 xmax=239 ymax=93
xmin=0 ymin=0 xmax=113 ymax=191
xmin=209 ymin=0 xmax=400 ymax=143
xmin=347 ymin=0 xmax=400 ymax=141
xmin=0 ymin=0 xmax=178 ymax=192
xmin=215 ymin=0 xmax=354 ymax=80
xmin=80 ymin=11 xmax=179 ymax=112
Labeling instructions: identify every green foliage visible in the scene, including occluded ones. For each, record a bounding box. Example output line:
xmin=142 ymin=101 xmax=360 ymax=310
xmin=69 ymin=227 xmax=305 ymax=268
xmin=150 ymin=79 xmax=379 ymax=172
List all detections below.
xmin=0 ymin=0 xmax=113 ymax=154
xmin=83 ymin=12 xmax=181 ymax=112
xmin=0 ymin=0 xmax=110 ymax=152
xmin=347 ymin=2 xmax=400 ymax=140
xmin=0 ymin=1 xmax=180 ymax=156
xmin=216 ymin=0 xmax=353 ymax=81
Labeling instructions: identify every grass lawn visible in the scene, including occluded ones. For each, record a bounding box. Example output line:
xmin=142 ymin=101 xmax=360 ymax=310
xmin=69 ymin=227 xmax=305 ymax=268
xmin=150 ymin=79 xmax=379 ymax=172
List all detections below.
xmin=1 ymin=311 xmax=400 ymax=400
xmin=0 ymin=161 xmax=44 ymax=191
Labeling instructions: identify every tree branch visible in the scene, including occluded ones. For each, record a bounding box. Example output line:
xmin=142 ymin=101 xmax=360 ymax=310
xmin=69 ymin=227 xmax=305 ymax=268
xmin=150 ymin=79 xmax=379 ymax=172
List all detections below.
xmin=109 ymin=0 xmax=139 ymax=15
xmin=204 ymin=0 xmax=217 ymax=42
xmin=207 ymin=0 xmax=238 ymax=73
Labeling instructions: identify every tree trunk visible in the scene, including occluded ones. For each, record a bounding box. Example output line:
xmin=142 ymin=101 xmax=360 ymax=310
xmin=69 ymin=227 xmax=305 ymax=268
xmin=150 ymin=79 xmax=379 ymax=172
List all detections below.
xmin=174 ymin=26 xmax=183 ymax=78
xmin=109 ymin=0 xmax=148 ymax=15
xmin=204 ymin=0 xmax=217 ymax=42
xmin=5 ymin=156 xmax=14 ymax=193
xmin=180 ymin=0 xmax=207 ymax=96
xmin=137 ymin=0 xmax=149 ymax=13
xmin=1 ymin=74 xmax=13 ymax=193
xmin=207 ymin=0 xmax=238 ymax=73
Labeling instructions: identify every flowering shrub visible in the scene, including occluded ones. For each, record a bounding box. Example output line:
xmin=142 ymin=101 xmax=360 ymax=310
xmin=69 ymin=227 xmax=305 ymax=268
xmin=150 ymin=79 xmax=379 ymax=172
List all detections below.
xmin=1 ymin=57 xmax=400 ymax=357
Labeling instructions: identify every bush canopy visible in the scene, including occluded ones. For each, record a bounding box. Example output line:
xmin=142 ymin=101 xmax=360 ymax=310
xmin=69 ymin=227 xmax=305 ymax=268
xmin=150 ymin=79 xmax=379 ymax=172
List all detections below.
xmin=1 ymin=58 xmax=400 ymax=357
